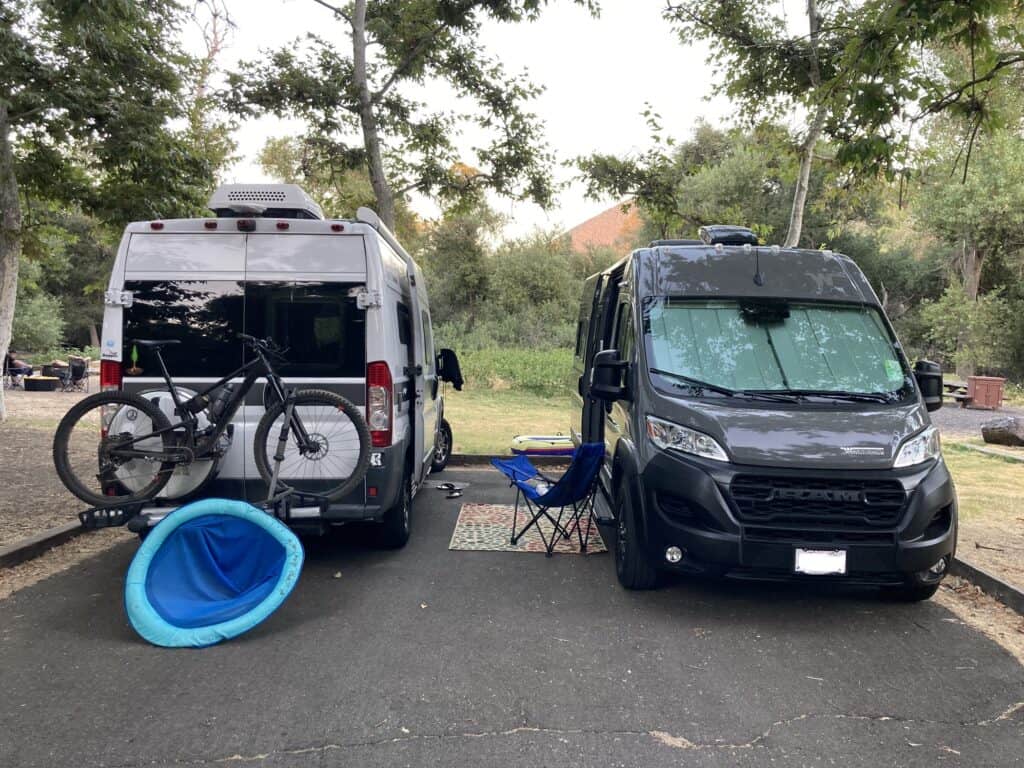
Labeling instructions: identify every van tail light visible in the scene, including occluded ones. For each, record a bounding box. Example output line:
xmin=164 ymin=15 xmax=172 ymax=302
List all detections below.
xmin=366 ymin=361 xmax=392 ymax=448
xmin=99 ymin=360 xmax=123 ymax=438
xmin=100 ymin=360 xmax=123 ymax=391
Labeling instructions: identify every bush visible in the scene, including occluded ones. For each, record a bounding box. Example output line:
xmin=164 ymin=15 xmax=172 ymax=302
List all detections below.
xmin=11 ymin=292 xmax=65 ymax=354
xmin=457 ymin=348 xmax=575 ymax=395
xmin=921 ymin=286 xmax=1013 ymax=375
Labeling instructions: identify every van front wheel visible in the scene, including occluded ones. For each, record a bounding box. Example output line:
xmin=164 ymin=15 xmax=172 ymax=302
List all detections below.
xmin=614 ymin=481 xmax=659 ymax=590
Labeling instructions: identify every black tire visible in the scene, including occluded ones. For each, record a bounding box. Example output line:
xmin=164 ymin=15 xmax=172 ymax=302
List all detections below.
xmin=378 ymin=467 xmax=412 ymax=549
xmin=431 ymin=418 xmax=452 ymax=473
xmin=53 ymin=390 xmax=175 ymax=508
xmin=614 ymin=481 xmax=659 ymax=590
xmin=253 ymin=389 xmax=371 ymax=502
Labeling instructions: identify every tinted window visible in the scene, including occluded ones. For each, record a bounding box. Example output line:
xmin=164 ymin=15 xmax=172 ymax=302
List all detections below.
xmin=123 ymin=280 xmax=245 ymax=377
xmin=245 ymin=283 xmax=365 ymax=377
xmin=397 ymin=304 xmax=412 ymax=347
xmin=421 ymin=309 xmax=434 ymax=371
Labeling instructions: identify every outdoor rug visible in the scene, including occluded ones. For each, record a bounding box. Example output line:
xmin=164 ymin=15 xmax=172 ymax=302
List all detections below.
xmin=449 ymin=504 xmax=607 ymax=555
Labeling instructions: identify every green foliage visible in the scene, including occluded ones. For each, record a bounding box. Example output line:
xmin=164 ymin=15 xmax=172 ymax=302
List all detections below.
xmin=419 ymin=203 xmax=501 ymax=324
xmin=579 ymin=121 xmax=881 ymax=246
xmin=10 ymin=260 xmax=63 ymax=352
xmin=921 ymin=286 xmax=1014 ymax=375
xmin=227 ymin=1 xmax=596 ymax=222
xmin=3 ymin=0 xmax=219 ymax=221
xmin=455 ymin=347 xmax=575 ymax=395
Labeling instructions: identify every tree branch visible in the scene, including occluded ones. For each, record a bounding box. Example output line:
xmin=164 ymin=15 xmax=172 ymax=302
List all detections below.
xmin=914 ymin=52 xmax=1024 ymax=122
xmin=372 ymin=23 xmax=447 ymax=104
xmin=310 ymin=0 xmax=351 ymax=24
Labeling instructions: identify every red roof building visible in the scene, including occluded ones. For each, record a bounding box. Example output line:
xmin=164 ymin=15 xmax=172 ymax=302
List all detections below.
xmin=566 ymin=201 xmax=643 ymax=253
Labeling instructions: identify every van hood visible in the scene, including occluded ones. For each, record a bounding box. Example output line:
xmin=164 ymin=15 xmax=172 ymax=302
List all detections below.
xmin=668 ymin=398 xmax=929 ymax=470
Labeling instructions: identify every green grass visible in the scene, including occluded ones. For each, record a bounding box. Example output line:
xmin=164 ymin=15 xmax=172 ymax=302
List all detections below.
xmin=942 ymin=443 xmax=1024 ymax=522
xmin=457 ymin=348 xmax=575 ymax=395
xmin=443 ymin=388 xmax=575 ymax=455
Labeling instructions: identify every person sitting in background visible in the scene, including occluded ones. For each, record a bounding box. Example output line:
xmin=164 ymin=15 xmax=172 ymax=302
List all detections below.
xmin=5 ymin=351 xmax=33 ymax=377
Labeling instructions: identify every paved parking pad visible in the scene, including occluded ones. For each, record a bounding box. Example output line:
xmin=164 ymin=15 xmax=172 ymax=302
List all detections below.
xmin=1 ymin=468 xmax=1022 ymax=767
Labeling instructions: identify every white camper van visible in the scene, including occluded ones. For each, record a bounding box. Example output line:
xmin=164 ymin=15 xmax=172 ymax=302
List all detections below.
xmin=97 ymin=184 xmax=458 ymax=547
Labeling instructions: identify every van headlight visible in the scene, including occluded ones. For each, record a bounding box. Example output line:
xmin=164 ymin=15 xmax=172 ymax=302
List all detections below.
xmin=646 ymin=416 xmax=729 ymax=462
xmin=893 ymin=427 xmax=941 ymax=468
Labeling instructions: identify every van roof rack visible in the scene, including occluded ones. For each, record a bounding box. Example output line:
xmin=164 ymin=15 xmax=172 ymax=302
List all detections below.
xmin=207 ymin=184 xmax=324 ymax=220
xmin=698 ymin=225 xmax=759 ymax=246
xmin=649 ymin=239 xmax=704 ymax=247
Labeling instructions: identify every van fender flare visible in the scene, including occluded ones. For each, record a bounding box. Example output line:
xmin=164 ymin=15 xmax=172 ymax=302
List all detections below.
xmin=611 ymin=439 xmax=651 ymax=550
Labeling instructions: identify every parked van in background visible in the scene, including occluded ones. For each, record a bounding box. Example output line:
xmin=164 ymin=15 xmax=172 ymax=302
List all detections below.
xmin=98 ymin=184 xmax=458 ymax=547
xmin=573 ymin=225 xmax=955 ymax=600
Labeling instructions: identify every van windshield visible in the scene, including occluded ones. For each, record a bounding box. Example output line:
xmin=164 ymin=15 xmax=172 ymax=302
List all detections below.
xmin=643 ymin=299 xmax=910 ymax=397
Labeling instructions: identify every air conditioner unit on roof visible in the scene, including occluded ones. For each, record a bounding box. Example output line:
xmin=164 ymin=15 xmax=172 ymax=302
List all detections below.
xmin=207 ymin=184 xmax=324 ymax=220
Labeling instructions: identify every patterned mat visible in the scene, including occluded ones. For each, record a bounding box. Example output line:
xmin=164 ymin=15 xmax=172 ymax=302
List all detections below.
xmin=450 ymin=504 xmax=607 ymax=555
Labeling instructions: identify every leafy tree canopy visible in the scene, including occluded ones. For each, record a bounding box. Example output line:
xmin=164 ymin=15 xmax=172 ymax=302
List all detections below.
xmin=226 ymin=0 xmax=597 ymax=229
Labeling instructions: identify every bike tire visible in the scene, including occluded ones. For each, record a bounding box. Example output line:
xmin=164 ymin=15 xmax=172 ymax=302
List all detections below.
xmin=53 ymin=390 xmax=176 ymax=508
xmin=253 ymin=389 xmax=372 ymax=502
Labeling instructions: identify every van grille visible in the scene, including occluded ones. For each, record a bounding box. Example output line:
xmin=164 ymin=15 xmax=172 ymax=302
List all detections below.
xmin=728 ymin=475 xmax=906 ymax=529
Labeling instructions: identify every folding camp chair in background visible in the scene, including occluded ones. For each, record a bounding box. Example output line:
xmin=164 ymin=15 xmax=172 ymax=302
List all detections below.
xmin=491 ymin=442 xmax=605 ymax=556
xmin=58 ymin=357 xmax=89 ymax=392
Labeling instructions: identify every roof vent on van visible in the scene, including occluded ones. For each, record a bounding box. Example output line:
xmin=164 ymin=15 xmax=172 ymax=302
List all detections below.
xmin=698 ymin=225 xmax=759 ymax=246
xmin=207 ymin=184 xmax=325 ymax=220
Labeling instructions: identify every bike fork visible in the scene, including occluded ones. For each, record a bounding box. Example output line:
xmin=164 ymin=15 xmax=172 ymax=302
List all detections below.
xmin=268 ymin=398 xmax=296 ymax=501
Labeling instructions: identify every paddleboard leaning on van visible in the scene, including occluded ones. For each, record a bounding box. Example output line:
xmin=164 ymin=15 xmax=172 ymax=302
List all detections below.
xmin=53 ymin=184 xmax=461 ymax=548
xmin=574 ymin=225 xmax=956 ymax=600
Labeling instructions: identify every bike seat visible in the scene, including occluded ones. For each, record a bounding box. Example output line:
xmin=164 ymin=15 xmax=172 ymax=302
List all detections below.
xmin=132 ymin=339 xmax=181 ymax=349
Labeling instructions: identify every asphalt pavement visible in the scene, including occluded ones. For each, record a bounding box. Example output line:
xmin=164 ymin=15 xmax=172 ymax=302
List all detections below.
xmin=1 ymin=468 xmax=1022 ymax=767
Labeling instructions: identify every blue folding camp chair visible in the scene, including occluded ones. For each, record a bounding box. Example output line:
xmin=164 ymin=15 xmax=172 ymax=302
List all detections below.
xmin=491 ymin=442 xmax=605 ymax=556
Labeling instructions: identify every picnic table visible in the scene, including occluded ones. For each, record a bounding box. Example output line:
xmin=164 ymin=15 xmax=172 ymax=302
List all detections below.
xmin=943 ymin=376 xmax=1005 ymax=410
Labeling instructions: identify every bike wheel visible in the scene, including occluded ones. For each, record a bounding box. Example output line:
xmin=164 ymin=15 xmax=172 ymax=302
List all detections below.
xmin=254 ymin=389 xmax=371 ymax=502
xmin=53 ymin=390 xmax=176 ymax=508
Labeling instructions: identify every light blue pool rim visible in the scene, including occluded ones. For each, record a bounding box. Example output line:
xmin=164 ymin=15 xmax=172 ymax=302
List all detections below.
xmin=124 ymin=498 xmax=304 ymax=648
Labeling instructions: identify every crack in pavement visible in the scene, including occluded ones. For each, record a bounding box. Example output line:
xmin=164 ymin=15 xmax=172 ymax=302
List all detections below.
xmin=118 ymin=699 xmax=1022 ymax=765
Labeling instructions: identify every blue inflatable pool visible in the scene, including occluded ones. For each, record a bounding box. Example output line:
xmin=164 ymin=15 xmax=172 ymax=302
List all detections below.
xmin=124 ymin=498 xmax=304 ymax=648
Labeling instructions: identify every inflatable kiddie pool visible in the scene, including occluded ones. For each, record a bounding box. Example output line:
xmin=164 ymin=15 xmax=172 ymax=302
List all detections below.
xmin=124 ymin=498 xmax=304 ymax=648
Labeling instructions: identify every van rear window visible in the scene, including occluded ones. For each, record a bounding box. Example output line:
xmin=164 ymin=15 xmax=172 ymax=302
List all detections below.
xmin=123 ymin=280 xmax=365 ymax=379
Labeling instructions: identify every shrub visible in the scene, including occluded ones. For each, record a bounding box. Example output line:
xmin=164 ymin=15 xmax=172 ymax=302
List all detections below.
xmin=457 ymin=348 xmax=575 ymax=395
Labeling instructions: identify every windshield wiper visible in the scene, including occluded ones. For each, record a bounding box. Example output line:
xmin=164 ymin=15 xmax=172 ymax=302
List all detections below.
xmin=762 ymin=389 xmax=897 ymax=403
xmin=648 ymin=368 xmax=736 ymax=397
xmin=736 ymin=389 xmax=804 ymax=403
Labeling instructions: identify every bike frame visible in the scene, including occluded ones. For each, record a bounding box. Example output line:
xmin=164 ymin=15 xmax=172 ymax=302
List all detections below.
xmin=111 ymin=343 xmax=312 ymax=462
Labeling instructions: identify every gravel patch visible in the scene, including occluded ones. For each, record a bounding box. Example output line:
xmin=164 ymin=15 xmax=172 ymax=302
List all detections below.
xmin=1 ymin=389 xmax=89 ymax=547
xmin=931 ymin=402 xmax=1024 ymax=440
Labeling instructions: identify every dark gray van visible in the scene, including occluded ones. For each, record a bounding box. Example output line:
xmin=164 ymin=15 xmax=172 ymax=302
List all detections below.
xmin=573 ymin=226 xmax=955 ymax=600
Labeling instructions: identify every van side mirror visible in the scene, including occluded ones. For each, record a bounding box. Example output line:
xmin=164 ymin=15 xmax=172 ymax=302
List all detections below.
xmin=436 ymin=348 xmax=463 ymax=391
xmin=590 ymin=349 xmax=628 ymax=401
xmin=913 ymin=360 xmax=943 ymax=412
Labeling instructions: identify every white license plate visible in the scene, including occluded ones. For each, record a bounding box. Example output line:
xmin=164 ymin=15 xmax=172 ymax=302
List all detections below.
xmin=794 ymin=548 xmax=847 ymax=576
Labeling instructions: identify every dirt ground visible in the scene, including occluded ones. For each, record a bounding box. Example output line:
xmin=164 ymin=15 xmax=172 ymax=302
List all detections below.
xmin=0 ymin=388 xmax=89 ymax=546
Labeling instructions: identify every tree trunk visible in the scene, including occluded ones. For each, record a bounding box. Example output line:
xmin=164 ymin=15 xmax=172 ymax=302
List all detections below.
xmin=955 ymin=236 xmax=984 ymax=379
xmin=0 ymin=101 xmax=23 ymax=421
xmin=783 ymin=104 xmax=826 ymax=248
xmin=783 ymin=0 xmax=825 ymax=249
xmin=351 ymin=0 xmax=396 ymax=230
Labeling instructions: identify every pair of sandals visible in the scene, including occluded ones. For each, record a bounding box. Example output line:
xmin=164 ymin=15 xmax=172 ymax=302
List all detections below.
xmin=435 ymin=482 xmax=466 ymax=499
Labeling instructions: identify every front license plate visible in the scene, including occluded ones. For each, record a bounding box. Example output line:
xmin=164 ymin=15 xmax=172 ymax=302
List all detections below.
xmin=794 ymin=548 xmax=847 ymax=576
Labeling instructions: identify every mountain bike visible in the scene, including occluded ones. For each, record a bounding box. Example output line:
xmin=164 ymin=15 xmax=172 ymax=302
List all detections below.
xmin=53 ymin=335 xmax=371 ymax=508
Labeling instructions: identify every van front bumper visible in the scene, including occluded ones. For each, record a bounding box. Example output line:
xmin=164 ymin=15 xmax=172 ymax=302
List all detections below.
xmin=635 ymin=451 xmax=957 ymax=586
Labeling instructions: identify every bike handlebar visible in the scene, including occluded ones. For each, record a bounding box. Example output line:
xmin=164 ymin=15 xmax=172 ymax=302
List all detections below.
xmin=238 ymin=334 xmax=289 ymax=359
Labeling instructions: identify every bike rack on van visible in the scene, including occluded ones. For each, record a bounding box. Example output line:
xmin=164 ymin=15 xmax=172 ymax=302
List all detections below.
xmin=77 ymin=487 xmax=331 ymax=531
